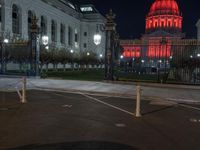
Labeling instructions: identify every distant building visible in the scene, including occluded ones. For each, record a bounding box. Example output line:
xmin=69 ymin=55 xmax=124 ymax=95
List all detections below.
xmin=121 ymin=0 xmax=184 ymax=69
xmin=196 ymin=20 xmax=200 ymax=40
xmin=0 ymin=0 xmax=106 ymax=56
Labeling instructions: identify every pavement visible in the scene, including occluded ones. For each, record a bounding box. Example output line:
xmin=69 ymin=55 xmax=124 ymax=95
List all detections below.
xmin=0 ymin=90 xmax=200 ymax=150
xmin=0 ymin=77 xmax=200 ymax=104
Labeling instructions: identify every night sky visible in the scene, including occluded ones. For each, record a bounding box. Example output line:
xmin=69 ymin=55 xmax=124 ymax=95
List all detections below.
xmin=73 ymin=0 xmax=200 ymax=39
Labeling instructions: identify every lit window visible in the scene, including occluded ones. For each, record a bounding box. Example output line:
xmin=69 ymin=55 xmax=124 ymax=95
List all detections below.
xmin=80 ymin=7 xmax=93 ymax=12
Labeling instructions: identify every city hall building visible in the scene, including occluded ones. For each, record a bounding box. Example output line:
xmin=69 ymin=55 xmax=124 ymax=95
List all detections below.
xmin=121 ymin=0 xmax=184 ymax=70
xmin=0 ymin=0 xmax=106 ymax=56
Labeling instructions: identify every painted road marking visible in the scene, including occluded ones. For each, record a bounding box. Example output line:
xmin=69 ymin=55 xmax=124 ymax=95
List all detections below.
xmin=179 ymin=104 xmax=200 ymax=111
xmin=62 ymin=105 xmax=72 ymax=108
xmin=167 ymin=98 xmax=199 ymax=103
xmin=80 ymin=92 xmax=135 ymax=116
xmin=115 ymin=123 xmax=126 ymax=128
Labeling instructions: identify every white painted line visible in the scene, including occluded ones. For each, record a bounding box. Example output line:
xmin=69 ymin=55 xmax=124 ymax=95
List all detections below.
xmin=62 ymin=105 xmax=72 ymax=108
xmin=167 ymin=98 xmax=199 ymax=103
xmin=80 ymin=92 xmax=135 ymax=116
xmin=179 ymin=104 xmax=200 ymax=111
xmin=115 ymin=123 xmax=126 ymax=127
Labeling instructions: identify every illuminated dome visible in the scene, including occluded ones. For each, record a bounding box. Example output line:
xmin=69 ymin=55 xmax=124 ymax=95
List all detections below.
xmin=146 ymin=0 xmax=182 ymax=33
xmin=149 ymin=0 xmax=180 ymax=16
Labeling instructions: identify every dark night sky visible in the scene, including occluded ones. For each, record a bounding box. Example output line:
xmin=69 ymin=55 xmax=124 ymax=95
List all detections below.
xmin=73 ymin=0 xmax=200 ymax=39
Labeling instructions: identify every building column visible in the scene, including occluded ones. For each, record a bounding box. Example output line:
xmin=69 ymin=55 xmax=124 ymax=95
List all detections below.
xmin=2 ymin=2 xmax=12 ymax=35
xmin=21 ymin=9 xmax=28 ymax=40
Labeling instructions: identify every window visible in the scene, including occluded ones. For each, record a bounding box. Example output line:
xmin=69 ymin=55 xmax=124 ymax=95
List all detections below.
xmin=60 ymin=23 xmax=65 ymax=44
xmin=80 ymin=7 xmax=93 ymax=12
xmin=12 ymin=4 xmax=20 ymax=34
xmin=41 ymin=16 xmax=47 ymax=35
xmin=68 ymin=26 xmax=72 ymax=46
xmin=28 ymin=10 xmax=35 ymax=38
xmin=84 ymin=32 xmax=87 ymax=36
xmin=74 ymin=29 xmax=78 ymax=48
xmin=75 ymin=33 xmax=78 ymax=42
xmin=51 ymin=20 xmax=57 ymax=42
xmin=0 ymin=4 xmax=2 ymax=23
xmin=84 ymin=43 xmax=87 ymax=48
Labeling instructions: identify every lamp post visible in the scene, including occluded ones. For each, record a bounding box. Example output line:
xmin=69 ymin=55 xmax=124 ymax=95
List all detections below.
xmin=30 ymin=16 xmax=49 ymax=76
xmin=160 ymin=37 xmax=168 ymax=77
xmin=104 ymin=9 xmax=117 ymax=80
xmin=1 ymin=38 xmax=9 ymax=74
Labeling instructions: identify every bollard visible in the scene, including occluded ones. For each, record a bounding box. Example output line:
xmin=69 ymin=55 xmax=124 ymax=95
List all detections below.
xmin=135 ymin=85 xmax=142 ymax=117
xmin=21 ymin=77 xmax=27 ymax=103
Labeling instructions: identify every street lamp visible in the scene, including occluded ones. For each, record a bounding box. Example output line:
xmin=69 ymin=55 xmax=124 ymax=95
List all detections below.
xmin=93 ymin=34 xmax=102 ymax=46
xmin=70 ymin=49 xmax=74 ymax=54
xmin=1 ymin=38 xmax=9 ymax=74
xmin=42 ymin=35 xmax=49 ymax=46
xmin=3 ymin=39 xmax=9 ymax=44
xmin=87 ymin=52 xmax=90 ymax=56
xmin=100 ymin=54 xmax=103 ymax=58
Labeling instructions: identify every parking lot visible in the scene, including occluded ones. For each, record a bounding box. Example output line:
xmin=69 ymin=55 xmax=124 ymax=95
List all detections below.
xmin=0 ymin=90 xmax=200 ymax=150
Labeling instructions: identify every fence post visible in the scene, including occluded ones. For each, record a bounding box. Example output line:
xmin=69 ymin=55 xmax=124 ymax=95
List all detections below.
xmin=136 ymin=84 xmax=142 ymax=117
xmin=21 ymin=77 xmax=27 ymax=103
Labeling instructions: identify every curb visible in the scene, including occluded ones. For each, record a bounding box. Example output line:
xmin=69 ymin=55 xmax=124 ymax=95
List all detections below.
xmin=104 ymin=80 xmax=200 ymax=90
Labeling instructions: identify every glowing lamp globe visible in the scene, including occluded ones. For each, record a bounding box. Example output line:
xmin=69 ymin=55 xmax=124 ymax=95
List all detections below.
xmin=42 ymin=36 xmax=49 ymax=45
xmin=94 ymin=34 xmax=102 ymax=45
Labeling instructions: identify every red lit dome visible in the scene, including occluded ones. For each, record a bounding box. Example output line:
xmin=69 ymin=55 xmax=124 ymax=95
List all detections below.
xmin=149 ymin=0 xmax=180 ymax=16
xmin=145 ymin=0 xmax=182 ymax=33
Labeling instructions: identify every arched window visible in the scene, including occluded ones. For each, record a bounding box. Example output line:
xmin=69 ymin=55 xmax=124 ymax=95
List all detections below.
xmin=68 ymin=26 xmax=72 ymax=46
xmin=41 ymin=16 xmax=47 ymax=35
xmin=12 ymin=4 xmax=20 ymax=34
xmin=60 ymin=23 xmax=65 ymax=44
xmin=51 ymin=20 xmax=57 ymax=42
xmin=28 ymin=10 xmax=35 ymax=38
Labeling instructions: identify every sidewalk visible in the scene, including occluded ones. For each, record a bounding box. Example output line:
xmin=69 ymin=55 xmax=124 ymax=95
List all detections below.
xmin=0 ymin=77 xmax=200 ymax=103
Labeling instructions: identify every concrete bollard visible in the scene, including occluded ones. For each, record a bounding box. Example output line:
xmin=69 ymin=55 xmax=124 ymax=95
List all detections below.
xmin=21 ymin=77 xmax=27 ymax=103
xmin=136 ymin=85 xmax=142 ymax=117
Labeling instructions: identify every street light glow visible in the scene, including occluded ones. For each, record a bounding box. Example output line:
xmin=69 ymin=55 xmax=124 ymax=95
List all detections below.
xmin=45 ymin=46 xmax=49 ymax=50
xmin=190 ymin=55 xmax=193 ymax=58
xmin=87 ymin=52 xmax=90 ymax=56
xmin=3 ymin=39 xmax=9 ymax=43
xmin=141 ymin=60 xmax=145 ymax=63
xmin=70 ymin=49 xmax=74 ymax=53
xmin=120 ymin=55 xmax=124 ymax=59
xmin=197 ymin=54 xmax=200 ymax=57
xmin=93 ymin=34 xmax=102 ymax=45
xmin=100 ymin=54 xmax=103 ymax=58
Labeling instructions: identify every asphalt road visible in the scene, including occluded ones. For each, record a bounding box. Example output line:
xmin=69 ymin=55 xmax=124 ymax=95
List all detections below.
xmin=0 ymin=90 xmax=200 ymax=150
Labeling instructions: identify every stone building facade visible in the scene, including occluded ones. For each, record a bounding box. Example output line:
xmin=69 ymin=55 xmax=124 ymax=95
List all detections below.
xmin=0 ymin=0 xmax=106 ymax=56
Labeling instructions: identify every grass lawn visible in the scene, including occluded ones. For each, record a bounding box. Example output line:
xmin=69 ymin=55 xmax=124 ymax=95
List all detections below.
xmin=46 ymin=69 xmax=105 ymax=81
